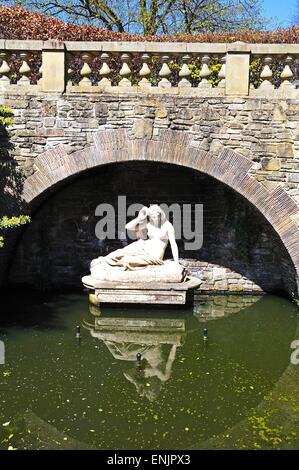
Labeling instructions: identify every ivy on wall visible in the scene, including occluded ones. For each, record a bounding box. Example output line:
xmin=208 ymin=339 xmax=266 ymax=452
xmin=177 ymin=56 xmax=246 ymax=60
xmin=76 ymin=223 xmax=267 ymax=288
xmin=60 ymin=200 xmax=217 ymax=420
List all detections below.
xmin=0 ymin=106 xmax=30 ymax=248
xmin=0 ymin=106 xmax=14 ymax=127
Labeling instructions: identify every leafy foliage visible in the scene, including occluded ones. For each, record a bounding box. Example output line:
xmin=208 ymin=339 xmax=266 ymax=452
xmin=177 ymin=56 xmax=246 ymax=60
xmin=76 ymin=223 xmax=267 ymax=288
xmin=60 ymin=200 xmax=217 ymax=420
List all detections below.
xmin=0 ymin=105 xmax=14 ymax=127
xmin=0 ymin=105 xmax=30 ymax=247
xmin=249 ymin=57 xmax=263 ymax=88
xmin=167 ymin=57 xmax=222 ymax=87
xmin=0 ymin=216 xmax=31 ymax=247
xmin=0 ymin=5 xmax=298 ymax=42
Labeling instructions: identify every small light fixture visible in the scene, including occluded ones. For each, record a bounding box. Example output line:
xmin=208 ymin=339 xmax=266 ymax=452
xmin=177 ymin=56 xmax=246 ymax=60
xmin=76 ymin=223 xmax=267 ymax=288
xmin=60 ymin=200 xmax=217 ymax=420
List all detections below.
xmin=76 ymin=325 xmax=81 ymax=339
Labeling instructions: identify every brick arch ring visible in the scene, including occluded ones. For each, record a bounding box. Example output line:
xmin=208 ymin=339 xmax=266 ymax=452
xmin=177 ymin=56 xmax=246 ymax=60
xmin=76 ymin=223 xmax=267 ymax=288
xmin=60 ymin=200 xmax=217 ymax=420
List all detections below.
xmin=22 ymin=128 xmax=299 ymax=292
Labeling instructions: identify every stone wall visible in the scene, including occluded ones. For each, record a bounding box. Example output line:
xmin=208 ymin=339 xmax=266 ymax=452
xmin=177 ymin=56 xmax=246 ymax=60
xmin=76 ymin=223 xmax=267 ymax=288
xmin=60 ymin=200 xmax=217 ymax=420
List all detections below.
xmin=1 ymin=93 xmax=298 ymax=198
xmin=1 ymin=91 xmax=299 ymax=296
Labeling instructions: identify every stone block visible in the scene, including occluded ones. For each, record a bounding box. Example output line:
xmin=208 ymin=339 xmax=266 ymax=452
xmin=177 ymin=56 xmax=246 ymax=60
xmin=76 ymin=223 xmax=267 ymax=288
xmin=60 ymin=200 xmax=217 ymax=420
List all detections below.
xmin=56 ymin=119 xmax=69 ymax=129
xmin=273 ymin=105 xmax=286 ymax=122
xmin=36 ymin=128 xmax=65 ymax=137
xmin=263 ymin=142 xmax=294 ymax=158
xmin=227 ymin=121 xmax=243 ymax=129
xmin=214 ymin=281 xmax=228 ymax=290
xmin=3 ymin=99 xmax=29 ymax=109
xmin=41 ymin=47 xmax=66 ymax=93
xmin=210 ymin=139 xmax=223 ymax=154
xmin=252 ymin=110 xmax=272 ymax=121
xmin=155 ymin=108 xmax=168 ymax=119
xmin=132 ymin=118 xmax=153 ymax=139
xmin=287 ymin=172 xmax=299 ymax=183
xmin=226 ymin=273 xmax=242 ymax=279
xmin=226 ymin=52 xmax=250 ymax=95
xmin=261 ymin=157 xmax=281 ymax=171
xmin=212 ymin=267 xmax=227 ymax=281
xmin=14 ymin=129 xmax=36 ymax=137
xmin=95 ymin=102 xmax=108 ymax=117
xmin=42 ymin=100 xmax=57 ymax=117
xmin=228 ymin=285 xmax=243 ymax=291
xmin=44 ymin=117 xmax=56 ymax=128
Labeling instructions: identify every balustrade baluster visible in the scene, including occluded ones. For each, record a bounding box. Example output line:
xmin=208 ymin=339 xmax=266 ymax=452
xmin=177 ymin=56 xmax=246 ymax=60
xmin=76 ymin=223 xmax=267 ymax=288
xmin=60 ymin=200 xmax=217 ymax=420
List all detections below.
xmin=99 ymin=53 xmax=111 ymax=87
xmin=198 ymin=55 xmax=212 ymax=88
xmin=18 ymin=52 xmax=31 ymax=85
xmin=79 ymin=53 xmax=92 ymax=86
xmin=178 ymin=55 xmax=191 ymax=88
xmin=67 ymin=66 xmax=75 ymax=86
xmin=280 ymin=55 xmax=294 ymax=88
xmin=66 ymin=53 xmax=75 ymax=86
xmin=0 ymin=52 xmax=10 ymax=85
xmin=119 ymin=53 xmax=132 ymax=87
xmin=218 ymin=55 xmax=226 ymax=88
xmin=139 ymin=53 xmax=151 ymax=87
xmin=158 ymin=55 xmax=172 ymax=88
xmin=259 ymin=56 xmax=274 ymax=89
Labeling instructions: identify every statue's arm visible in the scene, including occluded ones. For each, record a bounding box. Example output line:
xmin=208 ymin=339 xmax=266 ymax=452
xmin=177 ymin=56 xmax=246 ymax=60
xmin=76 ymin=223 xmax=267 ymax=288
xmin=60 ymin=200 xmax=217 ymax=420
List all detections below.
xmin=125 ymin=206 xmax=148 ymax=232
xmin=167 ymin=222 xmax=179 ymax=264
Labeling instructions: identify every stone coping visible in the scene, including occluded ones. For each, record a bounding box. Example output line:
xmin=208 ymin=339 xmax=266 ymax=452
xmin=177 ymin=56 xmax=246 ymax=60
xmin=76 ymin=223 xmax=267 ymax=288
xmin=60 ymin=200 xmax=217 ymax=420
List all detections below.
xmin=1 ymin=39 xmax=299 ymax=55
xmin=1 ymin=86 xmax=299 ymax=99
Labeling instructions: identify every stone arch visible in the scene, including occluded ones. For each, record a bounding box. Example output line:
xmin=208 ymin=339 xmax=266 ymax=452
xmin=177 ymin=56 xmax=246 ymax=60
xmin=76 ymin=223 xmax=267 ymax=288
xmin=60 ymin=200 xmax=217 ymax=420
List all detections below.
xmin=22 ymin=128 xmax=299 ymax=287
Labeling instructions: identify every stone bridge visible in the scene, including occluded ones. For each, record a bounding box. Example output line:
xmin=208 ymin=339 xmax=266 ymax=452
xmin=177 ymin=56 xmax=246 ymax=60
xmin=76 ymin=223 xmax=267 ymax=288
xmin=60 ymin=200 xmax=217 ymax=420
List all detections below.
xmin=1 ymin=39 xmax=299 ymax=298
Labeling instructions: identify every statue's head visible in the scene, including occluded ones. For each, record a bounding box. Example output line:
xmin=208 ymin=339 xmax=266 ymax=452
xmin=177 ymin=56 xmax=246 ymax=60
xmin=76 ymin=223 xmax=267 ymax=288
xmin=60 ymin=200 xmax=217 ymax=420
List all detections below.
xmin=148 ymin=205 xmax=166 ymax=227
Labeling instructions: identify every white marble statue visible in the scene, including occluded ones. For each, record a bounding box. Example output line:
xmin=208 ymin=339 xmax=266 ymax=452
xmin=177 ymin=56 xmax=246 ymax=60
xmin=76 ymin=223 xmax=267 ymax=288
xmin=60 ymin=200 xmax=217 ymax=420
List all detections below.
xmin=90 ymin=204 xmax=183 ymax=282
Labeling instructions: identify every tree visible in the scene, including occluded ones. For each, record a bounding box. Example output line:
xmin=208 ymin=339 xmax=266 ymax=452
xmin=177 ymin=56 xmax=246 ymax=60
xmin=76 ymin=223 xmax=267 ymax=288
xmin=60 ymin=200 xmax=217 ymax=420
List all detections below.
xmin=172 ymin=0 xmax=268 ymax=33
xmin=3 ymin=0 xmax=269 ymax=35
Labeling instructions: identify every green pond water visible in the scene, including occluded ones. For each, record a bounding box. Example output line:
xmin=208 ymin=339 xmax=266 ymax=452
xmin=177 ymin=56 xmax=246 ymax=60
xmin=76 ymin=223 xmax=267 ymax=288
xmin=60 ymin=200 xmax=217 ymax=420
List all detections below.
xmin=0 ymin=292 xmax=299 ymax=450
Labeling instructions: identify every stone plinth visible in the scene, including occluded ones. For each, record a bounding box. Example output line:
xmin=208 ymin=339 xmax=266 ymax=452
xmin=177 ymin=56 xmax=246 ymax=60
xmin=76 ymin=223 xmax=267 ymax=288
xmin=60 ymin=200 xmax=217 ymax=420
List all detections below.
xmin=82 ymin=275 xmax=201 ymax=305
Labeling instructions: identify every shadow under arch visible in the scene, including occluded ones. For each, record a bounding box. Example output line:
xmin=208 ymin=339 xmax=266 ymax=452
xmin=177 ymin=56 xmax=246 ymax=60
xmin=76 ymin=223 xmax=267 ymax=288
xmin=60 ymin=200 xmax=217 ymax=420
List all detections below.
xmin=7 ymin=128 xmax=299 ymax=296
xmin=9 ymin=159 xmax=293 ymax=295
xmin=23 ymin=129 xmax=299 ymax=294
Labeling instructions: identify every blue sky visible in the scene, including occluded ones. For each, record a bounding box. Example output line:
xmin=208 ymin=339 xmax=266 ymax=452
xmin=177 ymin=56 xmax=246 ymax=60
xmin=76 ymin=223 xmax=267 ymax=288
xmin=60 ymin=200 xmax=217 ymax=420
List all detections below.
xmin=263 ymin=0 xmax=297 ymax=28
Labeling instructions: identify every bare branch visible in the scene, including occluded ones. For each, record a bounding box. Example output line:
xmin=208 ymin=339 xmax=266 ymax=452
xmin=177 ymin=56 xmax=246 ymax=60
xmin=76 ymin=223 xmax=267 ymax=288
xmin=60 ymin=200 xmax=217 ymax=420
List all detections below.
xmin=19 ymin=0 xmax=270 ymax=34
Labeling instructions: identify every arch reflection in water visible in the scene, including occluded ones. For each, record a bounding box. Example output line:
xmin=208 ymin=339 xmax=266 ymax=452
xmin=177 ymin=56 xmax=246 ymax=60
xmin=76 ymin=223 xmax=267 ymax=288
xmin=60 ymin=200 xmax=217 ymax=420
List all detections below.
xmin=85 ymin=307 xmax=186 ymax=401
xmin=193 ymin=295 xmax=263 ymax=322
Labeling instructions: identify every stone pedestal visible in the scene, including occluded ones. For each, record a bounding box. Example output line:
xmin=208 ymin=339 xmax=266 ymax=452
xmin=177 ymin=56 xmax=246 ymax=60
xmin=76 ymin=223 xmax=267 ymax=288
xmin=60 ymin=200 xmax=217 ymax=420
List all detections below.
xmin=82 ymin=275 xmax=201 ymax=306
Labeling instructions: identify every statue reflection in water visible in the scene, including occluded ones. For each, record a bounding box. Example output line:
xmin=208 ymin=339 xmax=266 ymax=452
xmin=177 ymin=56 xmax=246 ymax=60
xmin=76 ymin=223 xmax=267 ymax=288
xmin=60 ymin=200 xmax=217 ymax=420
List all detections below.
xmin=84 ymin=306 xmax=186 ymax=401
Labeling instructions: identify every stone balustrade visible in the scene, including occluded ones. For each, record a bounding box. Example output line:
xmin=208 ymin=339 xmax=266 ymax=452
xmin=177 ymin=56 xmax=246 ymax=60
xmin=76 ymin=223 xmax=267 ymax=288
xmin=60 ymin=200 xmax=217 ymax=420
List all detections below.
xmin=0 ymin=39 xmax=298 ymax=96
